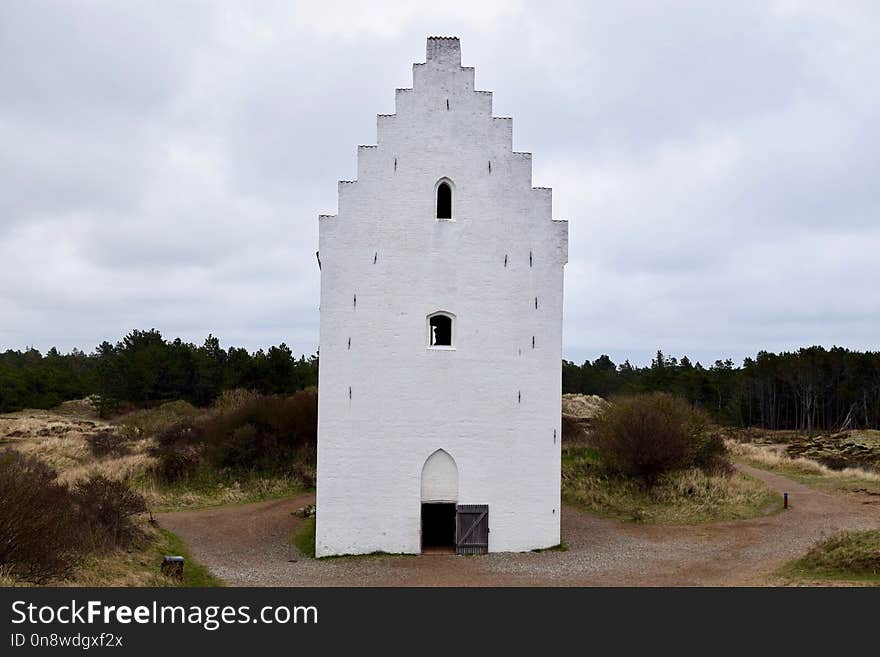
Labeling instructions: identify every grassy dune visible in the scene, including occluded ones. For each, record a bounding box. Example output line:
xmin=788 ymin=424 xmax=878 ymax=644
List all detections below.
xmin=778 ymin=530 xmax=880 ymax=585
xmin=728 ymin=440 xmax=880 ymax=495
xmin=0 ymin=397 xmax=308 ymax=587
xmin=0 ymin=400 xmax=307 ymax=512
xmin=562 ymin=446 xmax=781 ymax=524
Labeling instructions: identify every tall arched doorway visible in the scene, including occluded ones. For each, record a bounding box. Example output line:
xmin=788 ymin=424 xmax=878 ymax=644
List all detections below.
xmin=420 ymin=449 xmax=458 ymax=553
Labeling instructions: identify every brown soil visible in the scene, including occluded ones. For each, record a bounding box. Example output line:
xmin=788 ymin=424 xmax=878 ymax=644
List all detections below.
xmin=157 ymin=464 xmax=880 ymax=587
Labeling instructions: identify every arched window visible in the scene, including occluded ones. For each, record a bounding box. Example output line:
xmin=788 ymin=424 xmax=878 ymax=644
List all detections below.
xmin=436 ymin=180 xmax=452 ymax=219
xmin=427 ymin=312 xmax=454 ymax=347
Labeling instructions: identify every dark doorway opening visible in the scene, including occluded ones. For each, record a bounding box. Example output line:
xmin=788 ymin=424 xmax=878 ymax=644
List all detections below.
xmin=421 ymin=502 xmax=456 ymax=553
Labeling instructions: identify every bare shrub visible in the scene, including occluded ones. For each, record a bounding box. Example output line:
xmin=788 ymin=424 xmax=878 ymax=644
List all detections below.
xmin=148 ymin=390 xmax=318 ymax=482
xmin=199 ymin=389 xmax=317 ymax=472
xmin=290 ymin=445 xmax=317 ymax=487
xmin=86 ymin=429 xmax=131 ymax=458
xmin=150 ymin=423 xmax=202 ymax=481
xmin=562 ymin=414 xmax=589 ymax=445
xmin=692 ymin=431 xmax=733 ymax=476
xmin=0 ymin=451 xmax=81 ymax=583
xmin=594 ymin=393 xmax=727 ymax=486
xmin=71 ymin=474 xmax=147 ymax=550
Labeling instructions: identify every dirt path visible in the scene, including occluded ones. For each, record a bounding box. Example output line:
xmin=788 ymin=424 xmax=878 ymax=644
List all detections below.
xmin=157 ymin=465 xmax=880 ymax=586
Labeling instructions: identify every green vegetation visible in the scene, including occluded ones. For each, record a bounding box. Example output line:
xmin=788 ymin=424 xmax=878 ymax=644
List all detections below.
xmin=287 ymin=519 xmax=417 ymax=560
xmin=152 ymin=528 xmax=223 ymax=587
xmin=563 ymin=446 xmax=781 ymax=524
xmin=138 ymin=467 xmax=305 ymax=512
xmin=532 ymin=543 xmax=569 ymax=553
xmin=5 ymin=329 xmax=879 ymax=435
xmin=289 ymin=517 xmax=316 ymax=558
xmin=70 ymin=526 xmax=222 ymax=587
xmin=0 ymin=329 xmax=317 ymax=415
xmin=778 ymin=530 xmax=880 ymax=585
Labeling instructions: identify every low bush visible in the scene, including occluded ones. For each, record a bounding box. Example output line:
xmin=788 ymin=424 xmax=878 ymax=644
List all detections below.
xmin=86 ymin=429 xmax=131 ymax=458
xmin=692 ymin=431 xmax=733 ymax=476
xmin=151 ymin=423 xmax=203 ymax=481
xmin=0 ymin=451 xmax=81 ymax=583
xmin=593 ymin=393 xmax=729 ymax=486
xmin=561 ymin=414 xmax=588 ymax=444
xmin=199 ymin=389 xmax=317 ymax=471
xmin=71 ymin=474 xmax=147 ymax=550
xmin=117 ymin=400 xmax=200 ymax=439
xmin=0 ymin=450 xmax=150 ymax=583
xmin=148 ymin=389 xmax=317 ymax=484
xmin=290 ymin=445 xmax=317 ymax=488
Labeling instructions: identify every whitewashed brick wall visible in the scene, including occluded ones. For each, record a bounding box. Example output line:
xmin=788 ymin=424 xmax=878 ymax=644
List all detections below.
xmin=315 ymin=37 xmax=568 ymax=556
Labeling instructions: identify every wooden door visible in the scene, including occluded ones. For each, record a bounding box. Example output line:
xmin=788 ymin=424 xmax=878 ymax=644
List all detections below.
xmin=455 ymin=504 xmax=488 ymax=555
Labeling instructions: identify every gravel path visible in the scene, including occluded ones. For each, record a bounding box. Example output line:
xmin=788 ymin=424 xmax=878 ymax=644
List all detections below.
xmin=157 ymin=465 xmax=880 ymax=586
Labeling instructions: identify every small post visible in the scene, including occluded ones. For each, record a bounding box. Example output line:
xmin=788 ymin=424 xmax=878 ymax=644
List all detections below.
xmin=784 ymin=493 xmax=789 ymax=509
xmin=161 ymin=555 xmax=185 ymax=580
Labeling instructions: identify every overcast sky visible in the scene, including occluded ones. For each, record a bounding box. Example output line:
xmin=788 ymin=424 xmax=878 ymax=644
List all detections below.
xmin=1 ymin=1 xmax=878 ymax=366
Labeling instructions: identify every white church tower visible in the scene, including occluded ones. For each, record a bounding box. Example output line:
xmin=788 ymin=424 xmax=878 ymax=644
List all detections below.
xmin=315 ymin=37 xmax=568 ymax=556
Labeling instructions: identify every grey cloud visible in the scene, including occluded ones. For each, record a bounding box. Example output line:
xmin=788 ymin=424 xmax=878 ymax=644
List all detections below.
xmin=1 ymin=1 xmax=877 ymax=367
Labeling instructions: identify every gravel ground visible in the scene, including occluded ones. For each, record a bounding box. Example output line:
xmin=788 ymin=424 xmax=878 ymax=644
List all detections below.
xmin=157 ymin=465 xmax=880 ymax=586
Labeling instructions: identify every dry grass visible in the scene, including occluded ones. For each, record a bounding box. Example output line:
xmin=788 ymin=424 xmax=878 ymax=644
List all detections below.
xmin=562 ymin=447 xmax=781 ymax=524
xmin=1 ymin=409 xmax=159 ymax=486
xmin=1 ymin=410 xmax=146 ymax=479
xmin=728 ymin=440 xmax=880 ymax=493
xmin=0 ymin=399 xmax=291 ymax=587
xmin=13 ymin=432 xmax=93 ymax=471
xmin=0 ymin=402 xmax=306 ymax=513
xmin=59 ymin=449 xmax=156 ymax=485
xmin=561 ymin=394 xmax=608 ymax=419
xmin=134 ymin=470 xmax=305 ymax=511
xmin=0 ymin=565 xmax=30 ymax=587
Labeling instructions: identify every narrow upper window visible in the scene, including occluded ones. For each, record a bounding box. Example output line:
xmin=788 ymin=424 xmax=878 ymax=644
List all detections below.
xmin=428 ymin=312 xmax=454 ymax=347
xmin=436 ymin=180 xmax=452 ymax=219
